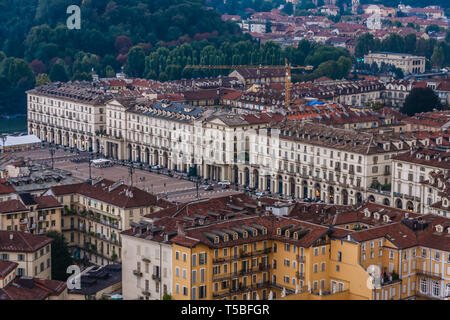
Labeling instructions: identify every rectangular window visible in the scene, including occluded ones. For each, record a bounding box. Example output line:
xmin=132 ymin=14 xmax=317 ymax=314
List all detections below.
xmin=192 ymin=270 xmax=197 ymax=284
xmin=199 ymin=252 xmax=206 ymax=265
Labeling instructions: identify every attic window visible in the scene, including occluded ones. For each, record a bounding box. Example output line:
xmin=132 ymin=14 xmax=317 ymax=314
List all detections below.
xmin=243 ymin=231 xmax=248 ymax=239
xmin=285 ymin=230 xmax=290 ymax=238
xmin=374 ymin=213 xmax=380 ymax=220
xmin=233 ymin=233 xmax=238 ymax=240
xmin=435 ymin=225 xmax=444 ymax=233
xmin=383 ymin=215 xmax=389 ymax=222
xmin=277 ymin=228 xmax=281 ymax=236
xmin=293 ymin=232 xmax=298 ymax=240
xmin=224 ymin=234 xmax=229 ymax=242
xmin=262 ymin=227 xmax=267 ymax=235
xmin=214 ymin=236 xmax=219 ymax=244
xmin=253 ymin=230 xmax=258 ymax=237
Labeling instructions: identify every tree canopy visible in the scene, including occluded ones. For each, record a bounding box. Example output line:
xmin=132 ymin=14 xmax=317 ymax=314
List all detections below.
xmin=401 ymin=87 xmax=443 ymax=116
xmin=45 ymin=231 xmax=74 ymax=281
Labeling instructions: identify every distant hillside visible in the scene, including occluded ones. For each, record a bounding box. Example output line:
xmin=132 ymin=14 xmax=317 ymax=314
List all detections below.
xmin=0 ymin=0 xmax=243 ymax=114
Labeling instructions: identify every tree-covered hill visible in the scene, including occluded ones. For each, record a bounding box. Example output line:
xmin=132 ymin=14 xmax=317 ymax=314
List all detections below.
xmin=0 ymin=0 xmax=242 ymax=114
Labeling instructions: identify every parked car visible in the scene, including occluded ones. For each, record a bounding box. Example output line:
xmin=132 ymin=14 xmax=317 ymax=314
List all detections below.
xmin=255 ymin=191 xmax=266 ymax=197
xmin=221 ymin=184 xmax=230 ymax=189
xmin=218 ymin=180 xmax=231 ymax=186
xmin=152 ymin=165 xmax=163 ymax=170
xmin=204 ymin=185 xmax=214 ymax=191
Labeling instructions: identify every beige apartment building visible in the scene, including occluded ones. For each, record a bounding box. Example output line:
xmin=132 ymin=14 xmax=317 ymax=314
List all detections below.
xmin=45 ymin=179 xmax=172 ymax=266
xmin=0 ymin=231 xmax=53 ymax=280
xmin=391 ymin=147 xmax=450 ymax=215
xmin=364 ymin=52 xmax=426 ymax=75
xmin=26 ymin=82 xmax=111 ymax=152
xmin=0 ymin=194 xmax=62 ymax=236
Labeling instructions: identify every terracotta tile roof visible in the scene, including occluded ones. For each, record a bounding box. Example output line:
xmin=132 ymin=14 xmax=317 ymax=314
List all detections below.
xmin=172 ymin=215 xmax=334 ymax=249
xmin=0 ymin=260 xmax=18 ymax=279
xmin=234 ymin=67 xmax=285 ymax=79
xmin=0 ymin=182 xmax=15 ymax=195
xmin=343 ymin=214 xmax=450 ymax=252
xmin=0 ymin=199 xmax=27 ymax=214
xmin=51 ymin=179 xmax=167 ymax=209
xmin=0 ymin=277 xmax=66 ymax=300
xmin=393 ymin=147 xmax=450 ymax=170
xmin=0 ymin=231 xmax=53 ymax=252
xmin=34 ymin=196 xmax=63 ymax=210
xmin=327 ymin=203 xmax=422 ymax=227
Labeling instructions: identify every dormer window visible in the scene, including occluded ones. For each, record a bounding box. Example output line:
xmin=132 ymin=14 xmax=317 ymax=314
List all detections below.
xmin=435 ymin=225 xmax=444 ymax=233
xmin=277 ymin=228 xmax=281 ymax=236
xmin=215 ymin=236 xmax=219 ymax=244
xmin=253 ymin=230 xmax=258 ymax=237
xmin=233 ymin=233 xmax=238 ymax=240
xmin=293 ymin=232 xmax=298 ymax=240
xmin=374 ymin=213 xmax=380 ymax=220
xmin=262 ymin=227 xmax=267 ymax=235
xmin=383 ymin=215 xmax=389 ymax=222
xmin=285 ymin=230 xmax=290 ymax=238
xmin=224 ymin=234 xmax=229 ymax=242
xmin=243 ymin=231 xmax=248 ymax=239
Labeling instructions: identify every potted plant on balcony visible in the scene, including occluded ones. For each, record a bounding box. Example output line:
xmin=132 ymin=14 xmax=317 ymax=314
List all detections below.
xmin=111 ymin=252 xmax=118 ymax=262
xmin=392 ymin=271 xmax=399 ymax=281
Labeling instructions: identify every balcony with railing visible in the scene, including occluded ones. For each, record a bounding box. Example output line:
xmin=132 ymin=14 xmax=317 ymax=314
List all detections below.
xmin=152 ymin=273 xmax=161 ymax=281
xmin=142 ymin=290 xmax=151 ymax=296
xmin=296 ymin=255 xmax=306 ymax=263
xmin=133 ymin=269 xmax=143 ymax=277
xmin=415 ymin=269 xmax=442 ymax=279
xmin=212 ymin=247 xmax=272 ymax=264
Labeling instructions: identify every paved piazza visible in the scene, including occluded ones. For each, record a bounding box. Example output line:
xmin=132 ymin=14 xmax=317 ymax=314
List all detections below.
xmin=4 ymin=147 xmax=241 ymax=203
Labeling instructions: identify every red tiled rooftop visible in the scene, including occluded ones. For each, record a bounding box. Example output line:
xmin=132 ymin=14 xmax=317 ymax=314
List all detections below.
xmin=0 ymin=231 xmax=53 ymax=252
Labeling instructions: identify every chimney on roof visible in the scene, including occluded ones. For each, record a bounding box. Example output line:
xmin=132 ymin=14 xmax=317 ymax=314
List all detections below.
xmin=176 ymin=221 xmax=185 ymax=237
xmin=9 ymin=233 xmax=13 ymax=241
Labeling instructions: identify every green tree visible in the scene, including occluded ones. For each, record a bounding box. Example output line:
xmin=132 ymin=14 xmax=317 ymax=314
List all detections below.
xmin=45 ymin=231 xmax=73 ymax=281
xmin=36 ymin=73 xmax=51 ymax=86
xmin=105 ymin=65 xmax=115 ymax=78
xmin=49 ymin=61 xmax=69 ymax=82
xmin=401 ymin=87 xmax=442 ymax=116
xmin=126 ymin=46 xmax=145 ymax=78
xmin=163 ymin=293 xmax=173 ymax=300
xmin=355 ymin=33 xmax=377 ymax=58
xmin=0 ymin=57 xmax=35 ymax=88
xmin=282 ymin=2 xmax=294 ymax=15
xmin=393 ymin=68 xmax=404 ymax=80
xmin=431 ymin=45 xmax=445 ymax=67
xmin=425 ymin=24 xmax=440 ymax=34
